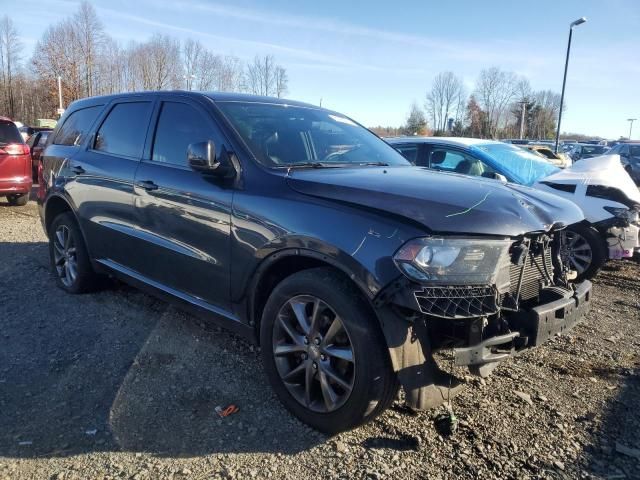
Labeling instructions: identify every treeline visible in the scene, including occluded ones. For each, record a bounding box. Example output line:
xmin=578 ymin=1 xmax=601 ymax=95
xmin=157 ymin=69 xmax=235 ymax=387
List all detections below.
xmin=392 ymin=68 xmax=563 ymax=140
xmin=0 ymin=2 xmax=289 ymax=123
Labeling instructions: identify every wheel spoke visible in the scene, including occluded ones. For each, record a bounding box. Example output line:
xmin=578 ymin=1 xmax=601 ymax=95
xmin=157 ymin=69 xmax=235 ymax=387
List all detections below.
xmin=55 ymin=229 xmax=65 ymax=249
xmin=274 ymin=343 xmax=305 ymax=356
xmin=277 ymin=314 xmax=304 ymax=346
xmin=321 ymin=363 xmax=351 ymax=391
xmin=67 ymin=260 xmax=77 ymax=282
xmin=304 ymin=362 xmax=315 ymax=406
xmin=573 ymin=253 xmax=591 ymax=262
xmin=569 ymin=257 xmax=584 ymax=273
xmin=290 ymin=300 xmax=311 ymax=334
xmin=322 ymin=316 xmax=343 ymax=346
xmin=63 ymin=228 xmax=71 ymax=249
xmin=319 ymin=371 xmax=338 ymax=411
xmin=308 ymin=298 xmax=322 ymax=335
xmin=282 ymin=361 xmax=306 ymax=383
xmin=324 ymin=346 xmax=354 ymax=363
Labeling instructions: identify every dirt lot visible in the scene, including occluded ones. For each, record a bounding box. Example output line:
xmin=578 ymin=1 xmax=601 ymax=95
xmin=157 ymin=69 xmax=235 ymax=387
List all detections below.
xmin=1 ymin=195 xmax=639 ymax=480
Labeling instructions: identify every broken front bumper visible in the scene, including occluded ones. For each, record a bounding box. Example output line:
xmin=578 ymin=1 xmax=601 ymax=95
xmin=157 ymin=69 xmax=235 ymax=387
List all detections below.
xmin=454 ymin=280 xmax=591 ymax=373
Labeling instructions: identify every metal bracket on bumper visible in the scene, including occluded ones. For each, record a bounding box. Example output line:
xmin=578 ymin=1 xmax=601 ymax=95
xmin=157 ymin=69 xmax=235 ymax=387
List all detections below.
xmin=454 ymin=280 xmax=592 ymax=376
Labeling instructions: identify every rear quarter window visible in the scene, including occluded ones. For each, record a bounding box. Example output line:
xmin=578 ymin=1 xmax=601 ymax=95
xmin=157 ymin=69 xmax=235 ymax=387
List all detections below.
xmin=53 ymin=105 xmax=103 ymax=146
xmin=0 ymin=121 xmax=24 ymax=144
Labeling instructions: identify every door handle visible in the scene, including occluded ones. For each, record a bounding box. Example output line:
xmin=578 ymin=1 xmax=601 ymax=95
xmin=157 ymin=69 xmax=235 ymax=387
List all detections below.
xmin=71 ymin=165 xmax=85 ymax=175
xmin=136 ymin=180 xmax=159 ymax=191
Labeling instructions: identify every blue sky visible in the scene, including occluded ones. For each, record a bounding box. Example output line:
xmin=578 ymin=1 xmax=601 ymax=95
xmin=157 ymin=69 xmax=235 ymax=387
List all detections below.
xmin=7 ymin=0 xmax=640 ymax=138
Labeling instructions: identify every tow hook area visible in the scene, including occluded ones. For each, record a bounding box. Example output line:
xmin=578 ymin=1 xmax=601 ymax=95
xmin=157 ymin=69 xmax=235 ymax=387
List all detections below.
xmin=454 ymin=332 xmax=520 ymax=378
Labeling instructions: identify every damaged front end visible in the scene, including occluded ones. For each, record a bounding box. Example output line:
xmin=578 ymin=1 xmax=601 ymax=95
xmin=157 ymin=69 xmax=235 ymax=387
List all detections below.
xmin=374 ymin=230 xmax=592 ymax=410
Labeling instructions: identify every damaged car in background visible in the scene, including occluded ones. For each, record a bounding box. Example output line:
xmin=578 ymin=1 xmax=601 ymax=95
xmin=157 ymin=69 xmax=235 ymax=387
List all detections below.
xmin=39 ymin=92 xmax=591 ymax=433
xmin=389 ymin=137 xmax=640 ymax=280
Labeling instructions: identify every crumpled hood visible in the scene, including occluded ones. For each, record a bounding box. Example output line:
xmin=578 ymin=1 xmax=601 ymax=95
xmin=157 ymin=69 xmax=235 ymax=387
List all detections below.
xmin=286 ymin=166 xmax=584 ymax=237
xmin=538 ymin=154 xmax=640 ymax=204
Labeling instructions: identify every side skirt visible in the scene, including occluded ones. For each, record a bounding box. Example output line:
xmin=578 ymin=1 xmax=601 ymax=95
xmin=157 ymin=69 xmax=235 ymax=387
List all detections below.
xmin=93 ymin=258 xmax=256 ymax=342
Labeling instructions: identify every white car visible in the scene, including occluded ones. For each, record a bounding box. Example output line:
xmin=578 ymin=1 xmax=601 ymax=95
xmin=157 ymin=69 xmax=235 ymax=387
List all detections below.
xmin=387 ymin=137 xmax=640 ymax=280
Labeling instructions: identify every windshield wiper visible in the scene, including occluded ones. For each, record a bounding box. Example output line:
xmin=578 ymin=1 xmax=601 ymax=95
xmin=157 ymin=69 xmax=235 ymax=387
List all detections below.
xmin=358 ymin=161 xmax=389 ymax=166
xmin=277 ymin=162 xmax=344 ymax=169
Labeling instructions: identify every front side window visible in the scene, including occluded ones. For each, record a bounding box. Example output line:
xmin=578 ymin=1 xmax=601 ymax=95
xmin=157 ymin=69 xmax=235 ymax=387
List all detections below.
xmin=54 ymin=106 xmax=103 ymax=146
xmin=94 ymin=102 xmax=152 ymax=158
xmin=429 ymin=148 xmax=495 ymax=177
xmin=216 ymin=102 xmax=410 ymax=168
xmin=474 ymin=143 xmax=559 ymax=186
xmin=152 ymin=102 xmax=211 ymax=166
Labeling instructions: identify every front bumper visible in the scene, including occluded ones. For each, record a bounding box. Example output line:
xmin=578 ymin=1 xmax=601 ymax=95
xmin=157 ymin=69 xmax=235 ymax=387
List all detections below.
xmin=454 ymin=280 xmax=591 ymax=372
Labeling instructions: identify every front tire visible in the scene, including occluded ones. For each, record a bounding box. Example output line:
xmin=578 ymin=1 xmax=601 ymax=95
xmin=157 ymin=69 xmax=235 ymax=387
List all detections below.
xmin=260 ymin=267 xmax=397 ymax=434
xmin=563 ymin=224 xmax=607 ymax=281
xmin=48 ymin=212 xmax=101 ymax=293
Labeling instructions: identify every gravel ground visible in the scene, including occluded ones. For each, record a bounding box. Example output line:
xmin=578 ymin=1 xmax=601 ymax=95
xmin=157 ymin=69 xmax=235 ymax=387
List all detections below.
xmin=1 ymin=194 xmax=639 ymax=480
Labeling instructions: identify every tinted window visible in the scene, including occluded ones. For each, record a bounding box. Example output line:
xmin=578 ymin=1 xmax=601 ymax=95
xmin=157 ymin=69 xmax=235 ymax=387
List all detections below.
xmin=395 ymin=145 xmax=419 ymax=164
xmin=430 ymin=148 xmax=494 ymax=177
xmin=94 ymin=102 xmax=152 ymax=158
xmin=37 ymin=132 xmax=50 ymax=147
xmin=152 ymin=102 xmax=211 ymax=166
xmin=0 ymin=121 xmax=23 ymax=144
xmin=26 ymin=133 xmax=40 ymax=148
xmin=630 ymin=146 xmax=640 ymax=157
xmin=54 ymin=106 xmax=103 ymax=146
xmin=217 ymin=102 xmax=409 ymax=167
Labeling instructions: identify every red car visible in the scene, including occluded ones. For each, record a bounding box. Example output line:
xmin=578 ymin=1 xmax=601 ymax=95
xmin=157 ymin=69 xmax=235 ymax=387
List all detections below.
xmin=0 ymin=117 xmax=31 ymax=206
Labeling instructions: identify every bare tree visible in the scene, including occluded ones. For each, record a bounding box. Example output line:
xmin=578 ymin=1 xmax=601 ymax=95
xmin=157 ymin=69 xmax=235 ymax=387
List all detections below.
xmin=474 ymin=67 xmax=518 ymax=138
xmin=183 ymin=38 xmax=202 ymax=90
xmin=0 ymin=15 xmax=22 ymax=118
xmin=73 ymin=1 xmax=104 ymax=97
xmin=244 ymin=55 xmax=288 ymax=97
xmin=425 ymin=71 xmax=465 ymax=133
xmin=274 ymin=65 xmax=288 ymax=98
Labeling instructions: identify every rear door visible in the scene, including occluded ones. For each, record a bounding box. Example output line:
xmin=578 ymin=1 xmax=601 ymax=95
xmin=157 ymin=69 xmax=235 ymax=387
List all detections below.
xmin=131 ymin=95 xmax=233 ymax=310
xmin=69 ymin=99 xmax=154 ymax=265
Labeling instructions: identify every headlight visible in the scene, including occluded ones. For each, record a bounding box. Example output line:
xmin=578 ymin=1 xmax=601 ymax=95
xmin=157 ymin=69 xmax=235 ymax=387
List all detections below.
xmin=604 ymin=206 xmax=640 ymax=224
xmin=393 ymin=237 xmax=512 ymax=285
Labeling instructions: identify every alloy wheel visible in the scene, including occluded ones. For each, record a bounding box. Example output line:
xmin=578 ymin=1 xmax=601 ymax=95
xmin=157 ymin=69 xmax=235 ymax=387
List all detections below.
xmin=563 ymin=230 xmax=593 ymax=274
xmin=272 ymin=295 xmax=355 ymax=413
xmin=53 ymin=225 xmax=78 ymax=287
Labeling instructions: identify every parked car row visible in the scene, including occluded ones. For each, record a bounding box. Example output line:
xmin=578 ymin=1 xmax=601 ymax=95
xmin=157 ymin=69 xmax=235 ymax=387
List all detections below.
xmin=30 ymin=91 xmax=603 ymax=433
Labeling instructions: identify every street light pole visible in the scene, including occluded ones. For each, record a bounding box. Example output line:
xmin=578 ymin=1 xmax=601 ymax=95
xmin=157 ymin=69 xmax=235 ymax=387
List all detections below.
xmin=628 ymin=118 xmax=637 ymax=139
xmin=554 ymin=17 xmax=587 ymax=153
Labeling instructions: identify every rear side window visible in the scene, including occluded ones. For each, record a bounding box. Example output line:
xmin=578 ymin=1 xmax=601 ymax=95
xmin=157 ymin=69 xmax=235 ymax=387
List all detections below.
xmin=54 ymin=106 xmax=103 ymax=146
xmin=37 ymin=132 xmax=50 ymax=147
xmin=395 ymin=145 xmax=418 ymax=164
xmin=94 ymin=102 xmax=152 ymax=158
xmin=152 ymin=102 xmax=211 ymax=166
xmin=0 ymin=121 xmax=23 ymax=144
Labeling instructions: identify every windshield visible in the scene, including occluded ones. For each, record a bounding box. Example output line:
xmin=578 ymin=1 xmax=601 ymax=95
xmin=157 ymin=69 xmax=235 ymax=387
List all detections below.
xmin=474 ymin=143 xmax=560 ymax=186
xmin=216 ymin=102 xmax=410 ymax=168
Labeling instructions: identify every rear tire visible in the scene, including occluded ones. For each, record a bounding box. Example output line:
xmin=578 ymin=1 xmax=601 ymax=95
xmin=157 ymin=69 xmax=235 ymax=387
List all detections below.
xmin=48 ymin=212 xmax=102 ymax=293
xmin=260 ymin=267 xmax=397 ymax=434
xmin=7 ymin=194 xmax=28 ymax=206
xmin=563 ymin=224 xmax=607 ymax=281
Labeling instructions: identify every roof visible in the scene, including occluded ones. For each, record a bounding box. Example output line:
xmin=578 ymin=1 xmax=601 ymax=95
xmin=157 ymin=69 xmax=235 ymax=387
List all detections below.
xmin=385 ymin=136 xmax=500 ymax=147
xmin=65 ymin=91 xmax=321 ymax=111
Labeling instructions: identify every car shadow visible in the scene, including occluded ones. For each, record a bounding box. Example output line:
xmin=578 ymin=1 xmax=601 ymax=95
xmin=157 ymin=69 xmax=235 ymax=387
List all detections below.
xmin=0 ymin=240 xmax=324 ymax=459
xmin=581 ymin=369 xmax=640 ymax=477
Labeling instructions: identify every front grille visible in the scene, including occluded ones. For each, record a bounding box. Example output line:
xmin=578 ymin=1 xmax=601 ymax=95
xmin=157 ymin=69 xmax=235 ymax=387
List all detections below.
xmin=415 ymin=286 xmax=498 ymax=319
xmin=509 ymin=243 xmax=554 ymax=301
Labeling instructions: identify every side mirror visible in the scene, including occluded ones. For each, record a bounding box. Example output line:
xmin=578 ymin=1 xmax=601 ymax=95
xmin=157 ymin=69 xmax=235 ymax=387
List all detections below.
xmin=482 ymin=171 xmax=508 ymax=182
xmin=187 ymin=141 xmax=235 ymax=178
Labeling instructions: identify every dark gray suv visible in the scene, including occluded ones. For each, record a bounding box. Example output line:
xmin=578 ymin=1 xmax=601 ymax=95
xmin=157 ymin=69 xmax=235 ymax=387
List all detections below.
xmin=39 ymin=92 xmax=591 ymax=432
